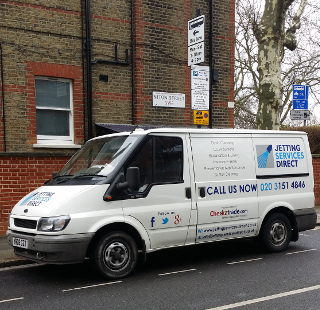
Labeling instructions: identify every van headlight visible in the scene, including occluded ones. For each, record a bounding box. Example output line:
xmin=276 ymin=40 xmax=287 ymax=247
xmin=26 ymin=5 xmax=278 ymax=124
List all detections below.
xmin=38 ymin=215 xmax=71 ymax=232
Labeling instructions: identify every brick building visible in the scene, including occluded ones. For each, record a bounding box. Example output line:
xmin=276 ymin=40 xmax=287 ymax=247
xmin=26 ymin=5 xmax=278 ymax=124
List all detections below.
xmin=0 ymin=0 xmax=236 ymax=234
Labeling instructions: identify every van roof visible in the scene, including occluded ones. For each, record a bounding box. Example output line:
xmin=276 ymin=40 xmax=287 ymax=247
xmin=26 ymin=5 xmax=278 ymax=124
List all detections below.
xmin=90 ymin=127 xmax=307 ymax=141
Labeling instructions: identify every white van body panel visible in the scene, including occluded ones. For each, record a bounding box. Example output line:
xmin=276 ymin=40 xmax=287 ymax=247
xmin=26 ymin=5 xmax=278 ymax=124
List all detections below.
xmin=12 ymin=185 xmax=97 ymax=217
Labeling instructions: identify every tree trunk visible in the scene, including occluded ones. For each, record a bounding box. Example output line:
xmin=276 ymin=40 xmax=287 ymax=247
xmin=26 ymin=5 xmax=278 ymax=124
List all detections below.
xmin=254 ymin=0 xmax=290 ymax=130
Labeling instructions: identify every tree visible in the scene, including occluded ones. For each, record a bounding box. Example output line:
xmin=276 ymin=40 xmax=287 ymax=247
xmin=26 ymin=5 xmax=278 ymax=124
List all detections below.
xmin=234 ymin=0 xmax=320 ymax=129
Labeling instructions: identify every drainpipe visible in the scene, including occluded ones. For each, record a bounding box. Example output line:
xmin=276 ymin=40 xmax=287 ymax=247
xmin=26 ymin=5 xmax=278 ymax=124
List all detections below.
xmin=85 ymin=0 xmax=93 ymax=140
xmin=209 ymin=0 xmax=213 ymax=128
xmin=0 ymin=43 xmax=6 ymax=151
xmin=131 ymin=0 xmax=135 ymax=125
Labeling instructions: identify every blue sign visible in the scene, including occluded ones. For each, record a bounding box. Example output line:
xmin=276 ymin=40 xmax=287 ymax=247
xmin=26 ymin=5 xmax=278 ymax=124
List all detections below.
xmin=293 ymin=85 xmax=308 ymax=109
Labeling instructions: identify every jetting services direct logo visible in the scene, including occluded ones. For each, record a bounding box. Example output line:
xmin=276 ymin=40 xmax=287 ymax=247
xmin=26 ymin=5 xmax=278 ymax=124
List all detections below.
xmin=256 ymin=145 xmax=274 ymax=168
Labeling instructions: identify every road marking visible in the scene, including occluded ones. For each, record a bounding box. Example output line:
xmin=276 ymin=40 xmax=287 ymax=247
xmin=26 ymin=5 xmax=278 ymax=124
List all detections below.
xmin=227 ymin=258 xmax=262 ymax=265
xmin=206 ymin=284 xmax=320 ymax=310
xmin=0 ymin=297 xmax=24 ymax=303
xmin=286 ymin=249 xmax=317 ymax=255
xmin=158 ymin=268 xmax=197 ymax=276
xmin=62 ymin=281 xmax=122 ymax=292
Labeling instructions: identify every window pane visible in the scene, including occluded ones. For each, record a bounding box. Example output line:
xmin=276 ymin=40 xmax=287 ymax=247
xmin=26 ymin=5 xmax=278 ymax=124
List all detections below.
xmin=36 ymin=109 xmax=70 ymax=136
xmin=155 ymin=137 xmax=183 ymax=183
xmin=35 ymin=79 xmax=70 ymax=109
xmin=128 ymin=138 xmax=153 ymax=191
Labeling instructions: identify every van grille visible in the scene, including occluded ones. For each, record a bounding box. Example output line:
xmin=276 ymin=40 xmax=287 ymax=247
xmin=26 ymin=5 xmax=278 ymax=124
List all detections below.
xmin=14 ymin=218 xmax=37 ymax=229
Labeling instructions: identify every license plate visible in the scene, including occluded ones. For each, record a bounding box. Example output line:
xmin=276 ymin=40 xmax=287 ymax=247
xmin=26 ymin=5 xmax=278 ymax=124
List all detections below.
xmin=13 ymin=237 xmax=28 ymax=249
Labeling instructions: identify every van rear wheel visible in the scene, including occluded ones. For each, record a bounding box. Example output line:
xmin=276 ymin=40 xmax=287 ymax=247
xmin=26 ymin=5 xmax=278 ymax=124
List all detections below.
xmin=260 ymin=213 xmax=292 ymax=252
xmin=94 ymin=231 xmax=138 ymax=279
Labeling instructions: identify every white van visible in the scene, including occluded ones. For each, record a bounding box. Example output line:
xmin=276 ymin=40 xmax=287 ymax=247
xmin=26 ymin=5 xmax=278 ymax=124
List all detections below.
xmin=7 ymin=128 xmax=317 ymax=278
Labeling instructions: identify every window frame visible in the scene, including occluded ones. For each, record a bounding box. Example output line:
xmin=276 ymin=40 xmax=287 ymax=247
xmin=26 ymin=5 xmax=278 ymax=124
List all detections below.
xmin=35 ymin=76 xmax=74 ymax=144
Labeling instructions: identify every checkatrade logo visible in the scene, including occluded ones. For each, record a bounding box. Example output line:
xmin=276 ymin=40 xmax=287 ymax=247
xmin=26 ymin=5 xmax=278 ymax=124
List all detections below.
xmin=256 ymin=145 xmax=274 ymax=168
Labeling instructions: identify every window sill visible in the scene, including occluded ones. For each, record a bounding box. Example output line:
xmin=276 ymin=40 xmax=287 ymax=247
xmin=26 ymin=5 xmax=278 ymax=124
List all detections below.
xmin=33 ymin=143 xmax=82 ymax=149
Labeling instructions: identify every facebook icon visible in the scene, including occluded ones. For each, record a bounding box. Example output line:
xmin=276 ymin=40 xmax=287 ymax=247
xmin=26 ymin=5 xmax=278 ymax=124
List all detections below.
xmin=151 ymin=217 xmax=155 ymax=227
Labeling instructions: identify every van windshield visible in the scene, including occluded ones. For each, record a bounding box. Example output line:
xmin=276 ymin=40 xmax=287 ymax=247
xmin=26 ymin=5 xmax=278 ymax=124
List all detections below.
xmin=56 ymin=135 xmax=138 ymax=177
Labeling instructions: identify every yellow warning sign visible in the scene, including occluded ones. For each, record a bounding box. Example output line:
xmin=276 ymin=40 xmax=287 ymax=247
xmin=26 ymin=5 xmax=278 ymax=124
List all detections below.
xmin=193 ymin=110 xmax=209 ymax=125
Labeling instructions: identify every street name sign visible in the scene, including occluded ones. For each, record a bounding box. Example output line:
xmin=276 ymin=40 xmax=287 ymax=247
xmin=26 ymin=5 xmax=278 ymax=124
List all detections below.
xmin=152 ymin=91 xmax=185 ymax=108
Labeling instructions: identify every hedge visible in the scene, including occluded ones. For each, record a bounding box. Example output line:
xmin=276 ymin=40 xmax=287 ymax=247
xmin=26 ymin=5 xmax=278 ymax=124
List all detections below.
xmin=281 ymin=126 xmax=320 ymax=155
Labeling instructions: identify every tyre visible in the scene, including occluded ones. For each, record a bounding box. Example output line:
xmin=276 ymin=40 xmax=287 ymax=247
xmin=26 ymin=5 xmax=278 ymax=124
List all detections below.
xmin=93 ymin=231 xmax=138 ymax=279
xmin=260 ymin=213 xmax=292 ymax=252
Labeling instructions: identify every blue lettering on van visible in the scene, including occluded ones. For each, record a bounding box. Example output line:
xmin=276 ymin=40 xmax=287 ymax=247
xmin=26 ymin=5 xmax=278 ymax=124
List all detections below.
xmin=207 ymin=186 xmax=226 ymax=195
xmin=274 ymin=144 xmax=304 ymax=168
xmin=20 ymin=192 xmax=38 ymax=206
xmin=239 ymin=184 xmax=257 ymax=193
xmin=20 ymin=192 xmax=54 ymax=206
xmin=207 ymin=184 xmax=257 ymax=195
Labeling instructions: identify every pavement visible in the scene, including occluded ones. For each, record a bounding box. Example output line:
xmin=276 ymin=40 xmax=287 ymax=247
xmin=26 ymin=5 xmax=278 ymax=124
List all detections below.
xmin=1 ymin=210 xmax=320 ymax=268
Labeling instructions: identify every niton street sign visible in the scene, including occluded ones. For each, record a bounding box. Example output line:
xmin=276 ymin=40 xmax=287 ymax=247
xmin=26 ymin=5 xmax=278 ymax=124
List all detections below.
xmin=188 ymin=15 xmax=205 ymax=66
xmin=293 ymin=84 xmax=309 ymax=109
xmin=152 ymin=91 xmax=185 ymax=108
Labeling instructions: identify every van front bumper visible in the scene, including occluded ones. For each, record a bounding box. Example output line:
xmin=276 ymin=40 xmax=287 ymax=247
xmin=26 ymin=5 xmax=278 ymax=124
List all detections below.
xmin=6 ymin=230 xmax=94 ymax=264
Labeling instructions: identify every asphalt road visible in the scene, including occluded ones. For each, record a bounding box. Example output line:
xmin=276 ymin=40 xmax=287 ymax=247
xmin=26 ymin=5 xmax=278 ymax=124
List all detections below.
xmin=1 ymin=227 xmax=320 ymax=310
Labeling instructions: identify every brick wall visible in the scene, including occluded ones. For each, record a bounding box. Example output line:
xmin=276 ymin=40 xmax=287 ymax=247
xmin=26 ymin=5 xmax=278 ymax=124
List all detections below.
xmin=0 ymin=155 xmax=70 ymax=234
xmin=312 ymin=156 xmax=320 ymax=205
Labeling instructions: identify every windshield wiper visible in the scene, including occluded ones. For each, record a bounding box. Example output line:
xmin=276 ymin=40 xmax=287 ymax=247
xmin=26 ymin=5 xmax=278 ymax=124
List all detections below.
xmin=44 ymin=174 xmax=74 ymax=184
xmin=72 ymin=174 xmax=107 ymax=178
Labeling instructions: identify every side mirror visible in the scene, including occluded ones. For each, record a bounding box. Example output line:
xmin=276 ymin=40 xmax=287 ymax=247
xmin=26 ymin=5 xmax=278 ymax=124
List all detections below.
xmin=103 ymin=168 xmax=140 ymax=201
xmin=126 ymin=167 xmax=140 ymax=192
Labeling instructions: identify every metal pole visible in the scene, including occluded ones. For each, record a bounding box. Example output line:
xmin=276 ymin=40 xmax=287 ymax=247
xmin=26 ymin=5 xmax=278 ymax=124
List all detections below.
xmin=0 ymin=43 xmax=6 ymax=151
xmin=85 ymin=0 xmax=93 ymax=140
xmin=209 ymin=0 xmax=213 ymax=128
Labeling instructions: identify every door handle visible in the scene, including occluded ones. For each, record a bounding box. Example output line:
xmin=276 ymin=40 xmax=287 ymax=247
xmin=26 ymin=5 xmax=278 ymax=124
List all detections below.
xmin=185 ymin=187 xmax=191 ymax=199
xmin=199 ymin=187 xmax=206 ymax=198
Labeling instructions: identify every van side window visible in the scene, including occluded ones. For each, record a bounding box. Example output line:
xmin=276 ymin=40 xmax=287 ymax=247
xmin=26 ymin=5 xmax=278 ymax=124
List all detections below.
xmin=127 ymin=136 xmax=183 ymax=192
xmin=154 ymin=136 xmax=183 ymax=183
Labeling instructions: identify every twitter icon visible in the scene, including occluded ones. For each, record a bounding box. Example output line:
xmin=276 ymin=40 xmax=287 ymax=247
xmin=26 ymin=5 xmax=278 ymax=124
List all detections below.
xmin=162 ymin=218 xmax=169 ymax=224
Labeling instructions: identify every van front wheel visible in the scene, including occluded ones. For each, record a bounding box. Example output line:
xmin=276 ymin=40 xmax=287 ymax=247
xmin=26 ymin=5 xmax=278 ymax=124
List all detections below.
xmin=94 ymin=232 xmax=138 ymax=279
xmin=260 ymin=213 xmax=292 ymax=252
